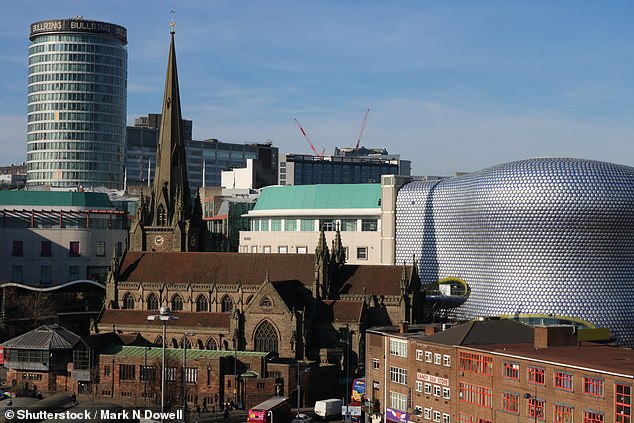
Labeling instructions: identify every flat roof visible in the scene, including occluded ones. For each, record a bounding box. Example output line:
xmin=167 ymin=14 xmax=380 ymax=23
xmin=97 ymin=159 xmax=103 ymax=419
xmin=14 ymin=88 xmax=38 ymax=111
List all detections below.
xmin=254 ymin=184 xmax=381 ymax=210
xmin=0 ymin=191 xmax=113 ymax=208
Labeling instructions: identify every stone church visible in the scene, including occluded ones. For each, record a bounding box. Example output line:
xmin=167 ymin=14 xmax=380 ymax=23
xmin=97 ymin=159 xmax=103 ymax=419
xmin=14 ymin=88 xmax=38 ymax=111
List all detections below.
xmin=97 ymin=27 xmax=424 ymax=380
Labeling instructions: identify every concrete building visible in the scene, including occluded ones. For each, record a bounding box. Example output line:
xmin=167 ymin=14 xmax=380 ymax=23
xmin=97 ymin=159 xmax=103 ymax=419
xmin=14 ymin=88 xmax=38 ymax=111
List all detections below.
xmin=126 ymin=114 xmax=278 ymax=190
xmin=395 ymin=158 xmax=634 ymax=346
xmin=240 ymin=184 xmax=383 ymax=264
xmin=366 ymin=320 xmax=633 ymax=423
xmin=0 ymin=190 xmax=127 ymax=286
xmin=279 ymin=152 xmax=409 ymax=186
xmin=26 ymin=18 xmax=128 ymax=189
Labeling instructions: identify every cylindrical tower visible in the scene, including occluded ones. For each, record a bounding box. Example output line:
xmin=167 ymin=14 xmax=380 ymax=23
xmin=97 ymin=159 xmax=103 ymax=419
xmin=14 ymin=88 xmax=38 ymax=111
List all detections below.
xmin=27 ymin=17 xmax=127 ymax=189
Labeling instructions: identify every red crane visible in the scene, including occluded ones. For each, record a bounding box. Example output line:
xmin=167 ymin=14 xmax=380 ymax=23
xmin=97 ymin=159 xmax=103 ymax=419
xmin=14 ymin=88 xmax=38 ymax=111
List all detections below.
xmin=294 ymin=118 xmax=325 ymax=157
xmin=354 ymin=108 xmax=370 ymax=149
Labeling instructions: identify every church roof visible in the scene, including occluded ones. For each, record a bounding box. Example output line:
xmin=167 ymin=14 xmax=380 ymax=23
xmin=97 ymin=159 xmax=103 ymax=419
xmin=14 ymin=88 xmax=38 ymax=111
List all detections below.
xmin=118 ymin=252 xmax=316 ymax=285
xmin=100 ymin=309 xmax=231 ymax=330
xmin=321 ymin=300 xmax=364 ymax=324
xmin=334 ymin=264 xmax=412 ymax=296
xmin=271 ymin=280 xmax=314 ymax=310
xmin=253 ymin=184 xmax=381 ymax=211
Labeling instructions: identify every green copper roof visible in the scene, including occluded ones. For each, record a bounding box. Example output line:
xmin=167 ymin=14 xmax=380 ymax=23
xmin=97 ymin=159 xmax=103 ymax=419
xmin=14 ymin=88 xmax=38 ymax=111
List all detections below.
xmin=254 ymin=184 xmax=381 ymax=210
xmin=102 ymin=345 xmax=271 ymax=360
xmin=0 ymin=191 xmax=113 ymax=208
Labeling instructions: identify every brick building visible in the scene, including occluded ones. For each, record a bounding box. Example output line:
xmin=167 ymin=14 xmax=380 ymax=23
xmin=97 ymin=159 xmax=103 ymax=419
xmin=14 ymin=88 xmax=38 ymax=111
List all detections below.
xmin=366 ymin=320 xmax=633 ymax=423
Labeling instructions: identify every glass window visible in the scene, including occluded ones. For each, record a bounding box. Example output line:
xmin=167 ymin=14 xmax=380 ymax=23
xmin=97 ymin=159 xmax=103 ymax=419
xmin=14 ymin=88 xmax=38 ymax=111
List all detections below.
xmin=297 ymin=246 xmax=307 ymax=254
xmin=263 ymin=245 xmax=271 ymax=253
xmin=11 ymin=266 xmax=23 ymax=283
xmin=96 ymin=241 xmax=106 ymax=257
xmin=527 ymin=398 xmax=545 ymax=421
xmin=69 ymin=266 xmax=79 ymax=280
xmin=260 ymin=219 xmax=269 ymax=231
xmin=357 ymin=247 xmax=368 ymax=260
xmin=69 ymin=241 xmax=80 ymax=256
xmin=341 ymin=219 xmax=357 ymax=231
xmin=300 ymin=219 xmax=314 ymax=231
xmin=361 ymin=219 xmax=378 ymax=231
xmin=12 ymin=241 xmax=23 ymax=257
xmin=41 ymin=241 xmax=52 ymax=257
xmin=584 ymin=411 xmax=604 ymax=423
xmin=616 ymin=384 xmax=631 ymax=423
xmin=443 ymin=355 xmax=451 ymax=367
xmin=528 ymin=367 xmax=545 ymax=385
xmin=284 ymin=219 xmax=297 ymax=232
xmin=503 ymin=362 xmax=520 ymax=380
xmin=278 ymin=246 xmax=288 ymax=254
xmin=554 ymin=371 xmax=573 ymax=391
xmin=271 ymin=219 xmax=281 ymax=231
xmin=583 ymin=377 xmax=604 ymax=397
xmin=41 ymin=265 xmax=52 ymax=283
xmin=502 ymin=392 xmax=519 ymax=413
xmin=389 ymin=338 xmax=408 ymax=357
xmin=389 ymin=366 xmax=407 ymax=385
xmin=320 ymin=219 xmax=335 ymax=231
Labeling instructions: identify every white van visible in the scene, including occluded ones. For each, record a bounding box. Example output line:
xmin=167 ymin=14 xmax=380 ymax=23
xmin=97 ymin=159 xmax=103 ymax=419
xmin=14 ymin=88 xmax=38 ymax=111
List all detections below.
xmin=314 ymin=398 xmax=343 ymax=420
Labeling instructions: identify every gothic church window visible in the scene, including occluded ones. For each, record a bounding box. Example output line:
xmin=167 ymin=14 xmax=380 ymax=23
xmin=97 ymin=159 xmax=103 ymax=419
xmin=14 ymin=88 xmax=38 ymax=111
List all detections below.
xmin=157 ymin=204 xmax=167 ymax=226
xmin=172 ymin=294 xmax=184 ymax=311
xmin=254 ymin=320 xmax=279 ymax=353
xmin=205 ymin=337 xmax=218 ymax=350
xmin=221 ymin=295 xmax=233 ymax=312
xmin=196 ymin=295 xmax=208 ymax=312
xmin=147 ymin=293 xmax=158 ymax=310
xmin=122 ymin=292 xmax=134 ymax=309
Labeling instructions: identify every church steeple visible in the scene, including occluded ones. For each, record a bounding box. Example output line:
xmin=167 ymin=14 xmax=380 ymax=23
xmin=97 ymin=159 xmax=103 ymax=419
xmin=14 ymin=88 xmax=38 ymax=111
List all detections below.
xmin=150 ymin=28 xmax=191 ymax=227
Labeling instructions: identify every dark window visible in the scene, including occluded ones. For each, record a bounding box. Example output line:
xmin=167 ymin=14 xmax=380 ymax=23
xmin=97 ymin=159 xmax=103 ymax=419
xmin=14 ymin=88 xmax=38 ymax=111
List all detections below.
xmin=172 ymin=294 xmax=183 ymax=311
xmin=95 ymin=241 xmax=106 ymax=257
xmin=11 ymin=266 xmax=23 ymax=283
xmin=41 ymin=266 xmax=51 ymax=283
xmin=196 ymin=295 xmax=208 ymax=312
xmin=122 ymin=292 xmax=135 ymax=310
xmin=205 ymin=338 xmax=218 ymax=350
xmin=254 ymin=320 xmax=279 ymax=353
xmin=41 ymin=241 xmax=52 ymax=257
xmin=140 ymin=366 xmax=157 ymax=382
xmin=69 ymin=241 xmax=80 ymax=257
xmin=221 ymin=295 xmax=233 ymax=312
xmin=361 ymin=219 xmax=378 ymax=231
xmin=147 ymin=293 xmax=159 ymax=311
xmin=357 ymin=247 xmax=368 ymax=260
xmin=12 ymin=241 xmax=23 ymax=257
xmin=119 ymin=364 xmax=135 ymax=381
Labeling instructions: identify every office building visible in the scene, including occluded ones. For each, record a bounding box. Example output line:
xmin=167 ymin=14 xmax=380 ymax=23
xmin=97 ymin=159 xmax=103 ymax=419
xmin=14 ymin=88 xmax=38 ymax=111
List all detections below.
xmin=395 ymin=158 xmax=634 ymax=346
xmin=26 ymin=17 xmax=128 ymax=189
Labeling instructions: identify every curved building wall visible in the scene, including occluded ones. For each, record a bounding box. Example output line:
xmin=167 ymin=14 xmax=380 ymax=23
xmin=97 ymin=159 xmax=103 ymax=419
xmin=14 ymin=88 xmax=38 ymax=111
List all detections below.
xmin=26 ymin=19 xmax=127 ymax=189
xmin=395 ymin=158 xmax=634 ymax=346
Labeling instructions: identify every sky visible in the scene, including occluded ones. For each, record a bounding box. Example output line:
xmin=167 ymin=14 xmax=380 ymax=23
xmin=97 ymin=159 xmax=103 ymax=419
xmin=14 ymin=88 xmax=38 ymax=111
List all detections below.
xmin=0 ymin=1 xmax=633 ymax=176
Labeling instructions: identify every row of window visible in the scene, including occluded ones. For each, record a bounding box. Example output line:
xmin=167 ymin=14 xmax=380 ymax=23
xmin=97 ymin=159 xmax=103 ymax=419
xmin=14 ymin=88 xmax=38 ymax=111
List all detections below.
xmin=125 ymin=292 xmax=238 ymax=313
xmin=29 ymin=62 xmax=126 ymax=78
xmin=416 ymin=349 xmax=451 ymax=367
xmin=28 ymin=52 xmax=126 ymax=67
xmin=11 ymin=264 xmax=108 ymax=284
xmin=28 ymin=92 xmax=126 ymax=107
xmin=421 ymin=407 xmax=450 ymax=423
xmin=11 ymin=240 xmax=118 ymax=257
xmin=28 ymin=111 xmax=126 ymax=124
xmin=244 ymin=245 xmax=369 ymax=260
xmin=28 ymin=121 xmax=125 ymax=133
xmin=4 ymin=214 xmax=124 ymax=229
xmin=415 ymin=381 xmax=450 ymax=399
xmin=249 ymin=218 xmax=378 ymax=232
xmin=28 ymin=140 xmax=124 ymax=153
xmin=115 ymin=364 xmax=198 ymax=384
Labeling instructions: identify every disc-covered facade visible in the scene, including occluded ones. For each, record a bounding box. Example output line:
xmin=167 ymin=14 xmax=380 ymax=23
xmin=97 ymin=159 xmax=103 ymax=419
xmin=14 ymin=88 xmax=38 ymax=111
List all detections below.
xmin=395 ymin=158 xmax=634 ymax=346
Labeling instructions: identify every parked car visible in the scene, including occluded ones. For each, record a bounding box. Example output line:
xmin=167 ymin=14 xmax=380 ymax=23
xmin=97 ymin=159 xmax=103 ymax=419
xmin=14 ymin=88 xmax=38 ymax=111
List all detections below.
xmin=292 ymin=413 xmax=313 ymax=423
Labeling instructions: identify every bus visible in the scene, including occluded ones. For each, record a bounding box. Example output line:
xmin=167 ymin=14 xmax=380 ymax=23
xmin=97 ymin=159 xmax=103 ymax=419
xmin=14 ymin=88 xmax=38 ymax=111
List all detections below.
xmin=247 ymin=396 xmax=291 ymax=423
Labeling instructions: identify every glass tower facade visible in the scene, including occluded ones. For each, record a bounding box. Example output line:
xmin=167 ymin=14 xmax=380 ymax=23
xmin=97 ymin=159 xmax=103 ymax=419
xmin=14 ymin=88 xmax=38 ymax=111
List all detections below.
xmin=27 ymin=18 xmax=127 ymax=189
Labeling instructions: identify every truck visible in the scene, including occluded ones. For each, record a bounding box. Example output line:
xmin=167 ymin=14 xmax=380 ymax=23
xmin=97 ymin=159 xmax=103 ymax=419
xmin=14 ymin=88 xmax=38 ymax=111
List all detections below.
xmin=314 ymin=398 xmax=343 ymax=420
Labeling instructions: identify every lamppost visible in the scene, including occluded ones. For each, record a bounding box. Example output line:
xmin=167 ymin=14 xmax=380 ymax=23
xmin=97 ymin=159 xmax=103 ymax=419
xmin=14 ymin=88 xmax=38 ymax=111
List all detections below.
xmin=183 ymin=332 xmax=195 ymax=421
xmin=147 ymin=306 xmax=179 ymax=417
xmin=296 ymin=360 xmax=301 ymax=422
xmin=524 ymin=391 xmax=541 ymax=423
xmin=144 ymin=341 xmax=152 ymax=408
xmin=232 ymin=310 xmax=239 ymax=407
xmin=341 ymin=324 xmax=351 ymax=423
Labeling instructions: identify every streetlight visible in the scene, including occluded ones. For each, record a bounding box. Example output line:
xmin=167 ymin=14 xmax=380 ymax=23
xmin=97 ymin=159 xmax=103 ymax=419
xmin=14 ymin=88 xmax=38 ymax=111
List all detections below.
xmin=144 ymin=341 xmax=152 ymax=408
xmin=147 ymin=306 xmax=179 ymax=417
xmin=183 ymin=332 xmax=195 ymax=421
xmin=341 ymin=325 xmax=351 ymax=423
xmin=524 ymin=391 xmax=541 ymax=423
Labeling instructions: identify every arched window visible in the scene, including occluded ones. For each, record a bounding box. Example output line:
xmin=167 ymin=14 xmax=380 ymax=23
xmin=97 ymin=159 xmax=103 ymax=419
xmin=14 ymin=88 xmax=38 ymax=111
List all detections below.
xmin=254 ymin=320 xmax=279 ymax=353
xmin=147 ymin=293 xmax=159 ymax=311
xmin=171 ymin=294 xmax=183 ymax=311
xmin=122 ymin=292 xmax=134 ymax=309
xmin=196 ymin=295 xmax=208 ymax=312
xmin=205 ymin=337 xmax=218 ymax=350
xmin=171 ymin=338 xmax=179 ymax=348
xmin=221 ymin=295 xmax=233 ymax=313
xmin=180 ymin=337 xmax=192 ymax=349
xmin=154 ymin=335 xmax=163 ymax=347
xmin=259 ymin=296 xmax=273 ymax=308
xmin=157 ymin=204 xmax=166 ymax=226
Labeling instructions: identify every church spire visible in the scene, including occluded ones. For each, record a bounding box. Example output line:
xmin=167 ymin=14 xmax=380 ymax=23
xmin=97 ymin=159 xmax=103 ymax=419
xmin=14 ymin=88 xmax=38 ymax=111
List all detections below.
xmin=150 ymin=26 xmax=191 ymax=227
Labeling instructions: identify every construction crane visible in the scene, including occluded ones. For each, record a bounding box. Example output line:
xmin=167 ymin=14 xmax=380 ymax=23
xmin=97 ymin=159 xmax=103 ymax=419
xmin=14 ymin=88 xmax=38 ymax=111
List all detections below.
xmin=353 ymin=108 xmax=370 ymax=149
xmin=294 ymin=118 xmax=325 ymax=157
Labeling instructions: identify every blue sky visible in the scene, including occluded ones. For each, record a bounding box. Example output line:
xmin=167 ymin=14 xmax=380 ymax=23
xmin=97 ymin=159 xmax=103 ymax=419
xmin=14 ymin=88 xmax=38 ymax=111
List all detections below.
xmin=1 ymin=1 xmax=633 ymax=176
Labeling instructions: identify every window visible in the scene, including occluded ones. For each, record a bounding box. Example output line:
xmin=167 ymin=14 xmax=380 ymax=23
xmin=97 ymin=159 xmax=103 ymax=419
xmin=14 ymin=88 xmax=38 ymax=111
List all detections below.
xmin=96 ymin=241 xmax=106 ymax=257
xmin=459 ymin=416 xmax=491 ymax=423
xmin=554 ymin=371 xmax=573 ymax=391
xmin=300 ymin=219 xmax=314 ymax=231
xmin=341 ymin=219 xmax=357 ymax=231
xmin=297 ymin=246 xmax=307 ymax=254
xmin=442 ymin=414 xmax=450 ymax=423
xmin=41 ymin=265 xmax=51 ymax=283
xmin=119 ymin=364 xmax=135 ymax=381
xmin=616 ymin=383 xmax=631 ymax=423
xmin=254 ymin=320 xmax=279 ymax=353
xmin=583 ymin=377 xmax=604 ymax=397
xmin=424 ymin=383 xmax=432 ymax=395
xmin=103 ymin=365 xmax=111 ymax=376
xmin=147 ymin=293 xmax=159 ymax=311
xmin=502 ymin=392 xmax=519 ymax=413
xmin=425 ymin=351 xmax=433 ymax=363
xmin=195 ymin=295 xmax=208 ymax=312
xmin=185 ymin=367 xmax=198 ymax=384
xmin=221 ymin=295 xmax=233 ymax=312
xmin=433 ymin=410 xmax=441 ymax=423
xmin=442 ymin=387 xmax=450 ymax=400
xmin=554 ymin=404 xmax=573 ymax=423
xmin=140 ymin=366 xmax=157 ymax=382
xmin=389 ymin=366 xmax=407 ymax=385
xmin=584 ymin=411 xmax=604 ymax=423
xmin=459 ymin=382 xmax=492 ymax=408
xmin=372 ymin=359 xmax=380 ymax=370
xmin=263 ymin=245 xmax=271 ymax=253
xmin=503 ymin=361 xmax=520 ymax=380
xmin=415 ymin=381 xmax=423 ymax=393
xmin=12 ymin=240 xmax=23 ymax=257
xmin=11 ymin=266 xmax=23 ymax=283
xmin=361 ymin=219 xmax=378 ymax=231
xmin=527 ymin=398 xmax=545 ymax=421
xmin=284 ymin=219 xmax=297 ymax=232
xmin=69 ymin=266 xmax=79 ymax=280
xmin=69 ymin=241 xmax=80 ymax=256
xmin=271 ymin=219 xmax=281 ymax=231
xmin=459 ymin=352 xmax=493 ymax=375
xmin=278 ymin=246 xmax=288 ymax=254
xmin=389 ymin=338 xmax=408 ymax=357
xmin=171 ymin=294 xmax=184 ymax=311
xmin=433 ymin=385 xmax=441 ymax=397
xmin=416 ymin=349 xmax=423 ymax=361
xmin=251 ymin=246 xmax=258 ymax=253
xmin=260 ymin=219 xmax=269 ymax=231
xmin=424 ymin=408 xmax=432 ymax=420
xmin=166 ymin=367 xmax=177 ymax=381
xmin=528 ymin=367 xmax=545 ymax=385
xmin=356 ymin=247 xmax=368 ymax=260
xmin=320 ymin=219 xmax=335 ymax=231
xmin=122 ymin=292 xmax=134 ymax=309
xmin=389 ymin=391 xmax=407 ymax=411
xmin=443 ymin=355 xmax=451 ymax=367
xmin=434 ymin=353 xmax=442 ymax=365
xmin=41 ymin=241 xmax=52 ymax=257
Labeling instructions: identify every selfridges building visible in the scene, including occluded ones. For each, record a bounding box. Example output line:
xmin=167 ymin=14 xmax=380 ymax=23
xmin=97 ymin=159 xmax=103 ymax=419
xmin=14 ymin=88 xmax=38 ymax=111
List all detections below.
xmin=396 ymin=158 xmax=634 ymax=346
